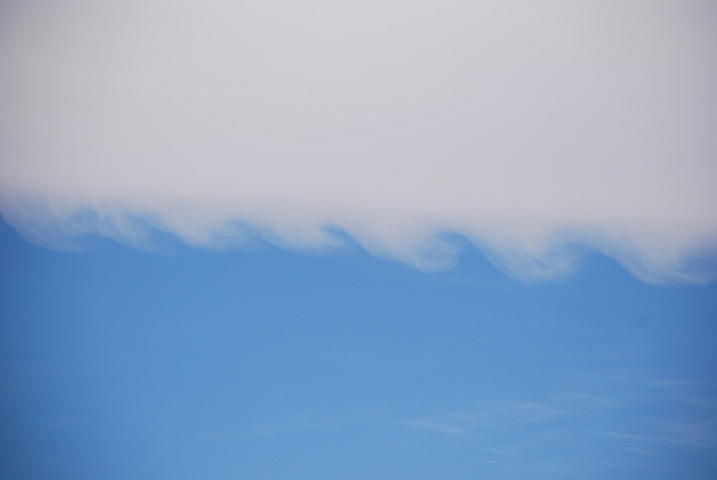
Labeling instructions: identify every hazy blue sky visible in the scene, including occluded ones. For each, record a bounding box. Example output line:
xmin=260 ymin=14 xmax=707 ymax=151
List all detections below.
xmin=1 ymin=1 xmax=716 ymax=478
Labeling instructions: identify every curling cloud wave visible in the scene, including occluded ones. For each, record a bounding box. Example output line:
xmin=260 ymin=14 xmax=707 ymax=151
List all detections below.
xmin=1 ymin=1 xmax=716 ymax=283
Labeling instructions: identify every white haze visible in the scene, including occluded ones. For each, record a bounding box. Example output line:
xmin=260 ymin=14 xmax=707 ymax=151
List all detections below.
xmin=1 ymin=1 xmax=716 ymax=283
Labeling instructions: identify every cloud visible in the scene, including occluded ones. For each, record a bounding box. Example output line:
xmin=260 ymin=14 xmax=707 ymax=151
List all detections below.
xmin=397 ymin=374 xmax=717 ymax=457
xmin=398 ymin=400 xmax=567 ymax=436
xmin=1 ymin=1 xmax=716 ymax=283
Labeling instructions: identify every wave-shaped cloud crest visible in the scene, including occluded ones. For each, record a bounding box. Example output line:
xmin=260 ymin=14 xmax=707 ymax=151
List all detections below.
xmin=1 ymin=1 xmax=716 ymax=284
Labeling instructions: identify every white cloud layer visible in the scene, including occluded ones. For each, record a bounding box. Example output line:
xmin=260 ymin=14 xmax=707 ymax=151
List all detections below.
xmin=1 ymin=1 xmax=716 ymax=283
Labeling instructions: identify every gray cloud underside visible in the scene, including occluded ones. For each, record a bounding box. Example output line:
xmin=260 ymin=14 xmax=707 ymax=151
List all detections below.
xmin=1 ymin=1 xmax=716 ymax=283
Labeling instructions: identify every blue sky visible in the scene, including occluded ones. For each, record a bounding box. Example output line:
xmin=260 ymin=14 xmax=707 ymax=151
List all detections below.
xmin=2 ymin=220 xmax=716 ymax=479
xmin=1 ymin=1 xmax=717 ymax=479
